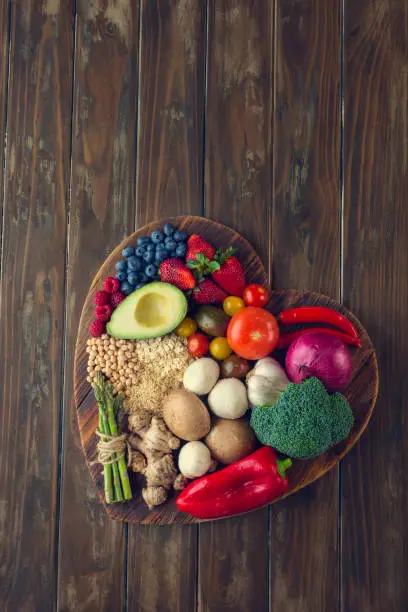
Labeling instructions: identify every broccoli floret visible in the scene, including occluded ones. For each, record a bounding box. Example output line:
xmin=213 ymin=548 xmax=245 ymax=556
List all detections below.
xmin=328 ymin=393 xmax=354 ymax=444
xmin=250 ymin=377 xmax=354 ymax=460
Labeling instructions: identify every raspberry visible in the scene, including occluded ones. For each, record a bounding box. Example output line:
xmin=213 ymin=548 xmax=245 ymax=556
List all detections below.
xmin=90 ymin=319 xmax=106 ymax=337
xmin=93 ymin=290 xmax=110 ymax=306
xmin=95 ymin=304 xmax=113 ymax=322
xmin=104 ymin=276 xmax=120 ymax=294
xmin=110 ymin=291 xmax=126 ymax=308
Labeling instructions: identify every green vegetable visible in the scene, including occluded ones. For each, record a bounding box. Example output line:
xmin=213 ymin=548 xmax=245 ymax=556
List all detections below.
xmin=93 ymin=374 xmax=133 ymax=503
xmin=250 ymin=377 xmax=354 ymax=459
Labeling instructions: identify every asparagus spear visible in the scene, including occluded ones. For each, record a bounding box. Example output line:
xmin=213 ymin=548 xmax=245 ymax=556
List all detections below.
xmin=104 ymin=383 xmax=133 ymax=501
xmin=98 ymin=401 xmax=113 ymax=504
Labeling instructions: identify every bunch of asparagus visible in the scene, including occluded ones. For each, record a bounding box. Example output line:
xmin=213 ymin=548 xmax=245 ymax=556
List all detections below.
xmin=93 ymin=373 xmax=132 ymax=504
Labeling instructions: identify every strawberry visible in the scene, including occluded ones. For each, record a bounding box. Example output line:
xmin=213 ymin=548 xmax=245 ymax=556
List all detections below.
xmin=186 ymin=234 xmax=216 ymax=262
xmin=93 ymin=290 xmax=110 ymax=306
xmin=211 ymin=248 xmax=246 ymax=297
xmin=160 ymin=258 xmax=196 ymax=291
xmin=192 ymin=278 xmax=227 ymax=304
xmin=95 ymin=304 xmax=113 ymax=322
xmin=90 ymin=319 xmax=106 ymax=337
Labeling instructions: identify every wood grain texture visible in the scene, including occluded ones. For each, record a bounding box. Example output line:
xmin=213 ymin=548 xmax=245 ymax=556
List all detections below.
xmin=0 ymin=0 xmax=9 ymax=219
xmin=0 ymin=1 xmax=73 ymax=609
xmin=57 ymin=2 xmax=139 ymax=610
xmin=200 ymin=1 xmax=273 ymax=609
xmin=342 ymin=1 xmax=408 ymax=610
xmin=127 ymin=3 xmax=206 ymax=610
xmin=270 ymin=2 xmax=342 ymax=610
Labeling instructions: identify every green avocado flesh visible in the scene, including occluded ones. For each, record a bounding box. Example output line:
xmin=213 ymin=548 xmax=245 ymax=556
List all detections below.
xmin=107 ymin=282 xmax=187 ymax=340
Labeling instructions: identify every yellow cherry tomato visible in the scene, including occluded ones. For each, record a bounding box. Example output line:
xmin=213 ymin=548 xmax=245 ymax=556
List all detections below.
xmin=209 ymin=336 xmax=232 ymax=360
xmin=223 ymin=296 xmax=245 ymax=317
xmin=175 ymin=317 xmax=198 ymax=338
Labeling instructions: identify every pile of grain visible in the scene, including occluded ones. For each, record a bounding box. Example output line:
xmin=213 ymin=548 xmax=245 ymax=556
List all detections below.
xmin=86 ymin=333 xmax=193 ymax=412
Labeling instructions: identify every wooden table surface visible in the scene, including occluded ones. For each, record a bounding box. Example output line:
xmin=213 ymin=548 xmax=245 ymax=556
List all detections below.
xmin=0 ymin=1 xmax=407 ymax=611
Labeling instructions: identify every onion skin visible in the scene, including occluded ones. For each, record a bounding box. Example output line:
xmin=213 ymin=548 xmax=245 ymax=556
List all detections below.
xmin=285 ymin=331 xmax=352 ymax=392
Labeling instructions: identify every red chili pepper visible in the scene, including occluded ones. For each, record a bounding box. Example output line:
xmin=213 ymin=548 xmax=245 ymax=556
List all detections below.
xmin=277 ymin=327 xmax=361 ymax=350
xmin=176 ymin=447 xmax=291 ymax=519
xmin=278 ymin=306 xmax=359 ymax=339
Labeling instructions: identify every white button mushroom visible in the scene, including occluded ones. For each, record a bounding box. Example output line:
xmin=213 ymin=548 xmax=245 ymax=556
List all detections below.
xmin=183 ymin=358 xmax=220 ymax=395
xmin=208 ymin=378 xmax=248 ymax=419
xmin=178 ymin=441 xmax=212 ymax=478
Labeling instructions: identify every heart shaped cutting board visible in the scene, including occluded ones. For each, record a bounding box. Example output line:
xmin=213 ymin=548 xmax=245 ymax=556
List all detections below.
xmin=74 ymin=216 xmax=378 ymax=524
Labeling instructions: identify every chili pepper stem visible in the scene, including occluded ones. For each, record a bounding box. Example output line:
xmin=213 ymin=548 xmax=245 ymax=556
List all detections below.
xmin=277 ymin=458 xmax=292 ymax=478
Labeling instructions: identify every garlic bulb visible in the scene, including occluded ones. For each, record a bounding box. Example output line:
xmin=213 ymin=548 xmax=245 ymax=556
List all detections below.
xmin=246 ymin=358 xmax=289 ymax=407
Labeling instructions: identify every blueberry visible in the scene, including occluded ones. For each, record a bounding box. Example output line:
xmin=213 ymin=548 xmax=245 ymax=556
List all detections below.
xmin=173 ymin=230 xmax=187 ymax=242
xmin=163 ymin=223 xmax=175 ymax=236
xmin=176 ymin=244 xmax=187 ymax=257
xmin=127 ymin=272 xmax=139 ymax=286
xmin=146 ymin=243 xmax=155 ymax=252
xmin=155 ymin=251 xmax=167 ymax=263
xmin=165 ymin=235 xmax=175 ymax=244
xmin=145 ymin=264 xmax=158 ymax=278
xmin=138 ymin=273 xmax=148 ymax=283
xmin=127 ymin=256 xmax=143 ymax=271
xmin=135 ymin=283 xmax=146 ymax=290
xmin=165 ymin=240 xmax=177 ymax=251
xmin=151 ymin=231 xmax=164 ymax=244
xmin=143 ymin=251 xmax=155 ymax=264
xmin=120 ymin=281 xmax=133 ymax=295
xmin=137 ymin=236 xmax=150 ymax=246
xmin=135 ymin=246 xmax=146 ymax=257
xmin=122 ymin=246 xmax=135 ymax=258
xmin=115 ymin=260 xmax=128 ymax=271
xmin=115 ymin=271 xmax=126 ymax=282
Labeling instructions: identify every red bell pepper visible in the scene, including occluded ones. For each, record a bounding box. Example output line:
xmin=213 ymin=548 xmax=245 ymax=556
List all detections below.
xmin=176 ymin=447 xmax=291 ymax=519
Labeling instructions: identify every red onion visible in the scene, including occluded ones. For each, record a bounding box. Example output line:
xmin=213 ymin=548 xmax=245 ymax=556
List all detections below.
xmin=285 ymin=331 xmax=352 ymax=392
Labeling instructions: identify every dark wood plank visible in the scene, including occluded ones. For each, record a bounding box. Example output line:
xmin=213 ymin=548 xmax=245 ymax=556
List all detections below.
xmin=0 ymin=0 xmax=9 ymax=211
xmin=0 ymin=1 xmax=73 ymax=609
xmin=57 ymin=2 xmax=139 ymax=610
xmin=199 ymin=2 xmax=273 ymax=610
xmin=270 ymin=1 xmax=341 ymax=610
xmin=342 ymin=2 xmax=408 ymax=610
xmin=127 ymin=2 xmax=206 ymax=609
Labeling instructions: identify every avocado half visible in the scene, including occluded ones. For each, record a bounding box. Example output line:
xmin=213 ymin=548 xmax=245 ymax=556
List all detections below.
xmin=107 ymin=282 xmax=187 ymax=340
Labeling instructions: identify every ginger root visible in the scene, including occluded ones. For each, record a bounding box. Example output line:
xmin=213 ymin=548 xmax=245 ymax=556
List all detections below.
xmin=127 ymin=414 xmax=181 ymax=509
xmin=173 ymin=473 xmax=189 ymax=491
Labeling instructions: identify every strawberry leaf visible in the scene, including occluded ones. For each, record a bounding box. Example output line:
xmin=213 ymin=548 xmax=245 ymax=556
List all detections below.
xmin=214 ymin=246 xmax=235 ymax=265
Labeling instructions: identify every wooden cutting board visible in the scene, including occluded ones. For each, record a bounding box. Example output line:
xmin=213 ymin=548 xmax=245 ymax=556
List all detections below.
xmin=74 ymin=216 xmax=379 ymax=525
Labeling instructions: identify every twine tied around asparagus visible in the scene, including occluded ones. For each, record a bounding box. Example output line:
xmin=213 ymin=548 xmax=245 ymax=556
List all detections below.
xmin=93 ymin=430 xmax=132 ymax=468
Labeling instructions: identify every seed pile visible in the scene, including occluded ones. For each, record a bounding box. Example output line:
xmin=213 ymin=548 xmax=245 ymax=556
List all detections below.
xmin=86 ymin=333 xmax=193 ymax=411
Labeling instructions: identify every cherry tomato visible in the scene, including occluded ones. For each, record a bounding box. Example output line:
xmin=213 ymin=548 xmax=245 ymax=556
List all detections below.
xmin=227 ymin=307 xmax=279 ymax=360
xmin=223 ymin=296 xmax=245 ymax=317
xmin=243 ymin=284 xmax=270 ymax=308
xmin=209 ymin=336 xmax=232 ymax=360
xmin=175 ymin=316 xmax=198 ymax=338
xmin=187 ymin=332 xmax=210 ymax=357
xmin=221 ymin=354 xmax=250 ymax=379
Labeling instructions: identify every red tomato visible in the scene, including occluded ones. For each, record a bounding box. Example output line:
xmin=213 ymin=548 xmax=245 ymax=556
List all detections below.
xmin=243 ymin=284 xmax=270 ymax=308
xmin=187 ymin=332 xmax=210 ymax=357
xmin=227 ymin=307 xmax=279 ymax=359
